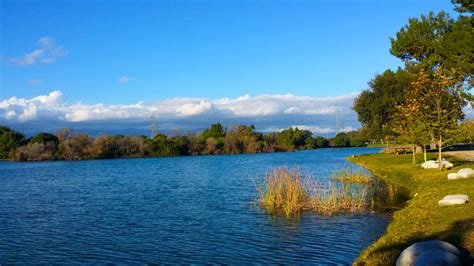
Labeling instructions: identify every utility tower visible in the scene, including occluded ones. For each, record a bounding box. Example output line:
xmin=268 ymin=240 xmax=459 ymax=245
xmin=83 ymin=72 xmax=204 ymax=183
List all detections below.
xmin=150 ymin=115 xmax=158 ymax=138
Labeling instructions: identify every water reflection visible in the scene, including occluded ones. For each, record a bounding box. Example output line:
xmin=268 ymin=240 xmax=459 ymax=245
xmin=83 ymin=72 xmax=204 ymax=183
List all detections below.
xmin=370 ymin=179 xmax=411 ymax=213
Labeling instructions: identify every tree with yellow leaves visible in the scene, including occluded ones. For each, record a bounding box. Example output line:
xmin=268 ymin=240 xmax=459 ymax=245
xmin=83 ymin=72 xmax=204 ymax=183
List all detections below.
xmin=392 ymin=71 xmax=431 ymax=165
xmin=410 ymin=66 xmax=466 ymax=169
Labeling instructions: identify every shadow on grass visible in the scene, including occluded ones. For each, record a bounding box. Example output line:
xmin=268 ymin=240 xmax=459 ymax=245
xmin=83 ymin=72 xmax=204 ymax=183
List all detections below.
xmin=365 ymin=218 xmax=473 ymax=266
xmin=445 ymin=155 xmax=473 ymax=168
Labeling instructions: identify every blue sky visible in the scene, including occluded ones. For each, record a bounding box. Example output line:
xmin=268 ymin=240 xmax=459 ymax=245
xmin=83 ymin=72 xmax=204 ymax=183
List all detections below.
xmin=0 ymin=0 xmax=463 ymax=135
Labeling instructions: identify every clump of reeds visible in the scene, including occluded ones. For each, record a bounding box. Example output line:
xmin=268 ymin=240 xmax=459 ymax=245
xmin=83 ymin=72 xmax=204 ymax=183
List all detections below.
xmin=307 ymin=181 xmax=369 ymax=215
xmin=258 ymin=168 xmax=310 ymax=217
xmin=256 ymin=167 xmax=371 ymax=218
xmin=330 ymin=167 xmax=372 ymax=184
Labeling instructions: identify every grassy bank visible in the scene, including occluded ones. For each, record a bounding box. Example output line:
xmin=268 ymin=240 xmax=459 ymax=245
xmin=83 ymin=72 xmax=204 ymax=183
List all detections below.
xmin=349 ymin=153 xmax=474 ymax=265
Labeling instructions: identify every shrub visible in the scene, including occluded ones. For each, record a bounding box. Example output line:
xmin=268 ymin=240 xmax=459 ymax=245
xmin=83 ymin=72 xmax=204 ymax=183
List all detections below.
xmin=13 ymin=142 xmax=56 ymax=161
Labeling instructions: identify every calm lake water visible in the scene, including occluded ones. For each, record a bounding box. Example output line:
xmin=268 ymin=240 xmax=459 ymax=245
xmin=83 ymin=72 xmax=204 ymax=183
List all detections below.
xmin=0 ymin=147 xmax=388 ymax=264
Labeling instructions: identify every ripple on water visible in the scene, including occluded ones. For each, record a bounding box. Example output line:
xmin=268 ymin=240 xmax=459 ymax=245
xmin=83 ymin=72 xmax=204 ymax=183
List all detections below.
xmin=0 ymin=148 xmax=389 ymax=264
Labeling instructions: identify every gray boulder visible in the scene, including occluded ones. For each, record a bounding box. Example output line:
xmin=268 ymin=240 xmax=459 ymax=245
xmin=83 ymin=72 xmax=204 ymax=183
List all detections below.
xmin=413 ymin=249 xmax=461 ymax=266
xmin=396 ymin=240 xmax=460 ymax=266
xmin=421 ymin=160 xmax=439 ymax=169
xmin=421 ymin=159 xmax=453 ymax=170
xmin=457 ymin=168 xmax=474 ymax=178
xmin=438 ymin=194 xmax=469 ymax=206
xmin=447 ymin=173 xmax=461 ymax=180
xmin=447 ymin=168 xmax=474 ymax=180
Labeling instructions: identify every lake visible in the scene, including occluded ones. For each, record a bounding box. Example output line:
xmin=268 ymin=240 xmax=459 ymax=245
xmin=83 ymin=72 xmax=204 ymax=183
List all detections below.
xmin=0 ymin=147 xmax=389 ymax=264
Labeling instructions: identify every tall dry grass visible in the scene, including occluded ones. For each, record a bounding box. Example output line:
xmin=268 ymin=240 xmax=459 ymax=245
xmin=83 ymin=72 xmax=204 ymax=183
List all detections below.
xmin=257 ymin=168 xmax=309 ymax=217
xmin=307 ymin=181 xmax=369 ymax=215
xmin=257 ymin=167 xmax=371 ymax=217
xmin=330 ymin=167 xmax=372 ymax=184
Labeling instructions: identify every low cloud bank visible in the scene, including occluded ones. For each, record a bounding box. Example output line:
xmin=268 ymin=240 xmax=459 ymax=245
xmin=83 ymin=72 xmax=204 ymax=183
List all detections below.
xmin=0 ymin=90 xmax=362 ymax=135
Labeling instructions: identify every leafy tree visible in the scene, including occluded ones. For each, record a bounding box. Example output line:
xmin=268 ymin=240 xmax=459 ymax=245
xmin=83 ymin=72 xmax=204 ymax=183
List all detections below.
xmin=261 ymin=132 xmax=281 ymax=153
xmin=58 ymin=133 xmax=151 ymax=160
xmin=390 ymin=11 xmax=473 ymax=87
xmin=315 ymin=136 xmax=329 ymax=148
xmin=330 ymin=132 xmax=351 ymax=147
xmin=304 ymin=137 xmax=318 ymax=149
xmin=353 ymin=68 xmax=413 ymax=142
xmin=388 ymin=2 xmax=473 ymax=167
xmin=57 ymin=133 xmax=93 ymax=160
xmin=88 ymin=135 xmax=116 ymax=159
xmin=223 ymin=132 xmax=243 ymax=154
xmin=452 ymin=0 xmax=474 ymax=13
xmin=171 ymin=135 xmax=191 ymax=156
xmin=223 ymin=125 xmax=246 ymax=154
xmin=202 ymin=137 xmax=223 ymax=155
xmin=0 ymin=126 xmax=25 ymax=159
xmin=56 ymin=128 xmax=73 ymax=142
xmin=116 ymin=136 xmax=151 ymax=158
xmin=200 ymin=123 xmax=225 ymax=141
xmin=236 ymin=125 xmax=263 ymax=153
xmin=347 ymin=131 xmax=368 ymax=147
xmin=392 ymin=83 xmax=431 ymax=164
xmin=186 ymin=131 xmax=203 ymax=155
xmin=13 ymin=141 xmax=61 ymax=162
xmin=29 ymin=133 xmax=59 ymax=144
xmin=151 ymin=134 xmax=179 ymax=157
xmin=276 ymin=127 xmax=312 ymax=150
xmin=455 ymin=118 xmax=474 ymax=144
xmin=27 ymin=132 xmax=60 ymax=160
xmin=411 ymin=67 xmax=466 ymax=168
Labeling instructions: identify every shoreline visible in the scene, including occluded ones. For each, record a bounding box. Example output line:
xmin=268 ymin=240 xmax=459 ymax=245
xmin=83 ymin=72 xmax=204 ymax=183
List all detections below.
xmin=0 ymin=146 xmax=375 ymax=163
xmin=349 ymin=153 xmax=474 ymax=265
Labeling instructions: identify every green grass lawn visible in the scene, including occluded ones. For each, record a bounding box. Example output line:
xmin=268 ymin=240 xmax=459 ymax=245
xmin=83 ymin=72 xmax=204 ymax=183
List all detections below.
xmin=349 ymin=153 xmax=474 ymax=265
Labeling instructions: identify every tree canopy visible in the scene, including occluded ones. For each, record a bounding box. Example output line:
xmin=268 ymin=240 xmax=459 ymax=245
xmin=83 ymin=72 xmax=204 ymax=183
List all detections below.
xmin=353 ymin=68 xmax=413 ymax=142
xmin=452 ymin=0 xmax=474 ymax=13
xmin=29 ymin=133 xmax=59 ymax=145
xmin=0 ymin=126 xmax=25 ymax=159
xmin=1 ymin=124 xmax=366 ymax=162
xmin=200 ymin=123 xmax=225 ymax=141
xmin=354 ymin=0 xmax=473 ymax=167
xmin=390 ymin=11 xmax=473 ymax=87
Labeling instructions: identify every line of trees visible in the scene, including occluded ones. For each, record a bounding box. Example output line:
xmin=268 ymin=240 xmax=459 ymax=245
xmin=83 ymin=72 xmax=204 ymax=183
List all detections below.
xmin=353 ymin=0 xmax=473 ymax=168
xmin=0 ymin=124 xmax=368 ymax=162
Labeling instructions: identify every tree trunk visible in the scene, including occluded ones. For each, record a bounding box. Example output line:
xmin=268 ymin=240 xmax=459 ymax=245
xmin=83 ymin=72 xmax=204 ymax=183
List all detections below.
xmin=423 ymin=145 xmax=427 ymax=162
xmin=438 ymin=134 xmax=443 ymax=171
xmin=412 ymin=144 xmax=416 ymax=164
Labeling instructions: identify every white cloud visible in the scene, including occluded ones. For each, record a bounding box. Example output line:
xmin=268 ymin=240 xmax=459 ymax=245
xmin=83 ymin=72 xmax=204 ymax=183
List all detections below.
xmin=2 ymin=91 xmax=471 ymax=135
xmin=118 ymin=76 xmax=134 ymax=84
xmin=290 ymin=125 xmax=338 ymax=134
xmin=176 ymin=100 xmax=213 ymax=116
xmin=0 ymin=91 xmax=362 ymax=133
xmin=0 ymin=90 xmax=63 ymax=122
xmin=284 ymin=106 xmax=337 ymax=115
xmin=8 ymin=37 xmax=67 ymax=66
xmin=211 ymin=93 xmax=358 ymax=117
